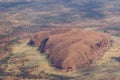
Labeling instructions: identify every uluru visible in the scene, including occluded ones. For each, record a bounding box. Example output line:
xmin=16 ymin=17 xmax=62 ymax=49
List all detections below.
xmin=28 ymin=28 xmax=112 ymax=70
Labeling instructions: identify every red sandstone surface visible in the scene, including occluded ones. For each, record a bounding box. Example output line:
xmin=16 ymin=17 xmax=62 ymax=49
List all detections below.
xmin=29 ymin=28 xmax=112 ymax=70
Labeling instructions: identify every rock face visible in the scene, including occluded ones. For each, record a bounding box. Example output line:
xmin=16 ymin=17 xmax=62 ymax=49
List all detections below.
xmin=28 ymin=28 xmax=112 ymax=70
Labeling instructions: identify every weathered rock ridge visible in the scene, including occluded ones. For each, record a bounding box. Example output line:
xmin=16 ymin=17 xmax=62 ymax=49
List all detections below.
xmin=28 ymin=28 xmax=112 ymax=70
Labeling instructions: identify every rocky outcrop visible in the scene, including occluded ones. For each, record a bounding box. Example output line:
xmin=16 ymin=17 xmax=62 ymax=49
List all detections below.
xmin=28 ymin=28 xmax=112 ymax=70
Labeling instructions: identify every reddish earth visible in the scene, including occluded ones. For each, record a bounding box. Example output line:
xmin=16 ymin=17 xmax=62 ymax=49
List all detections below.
xmin=29 ymin=28 xmax=112 ymax=70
